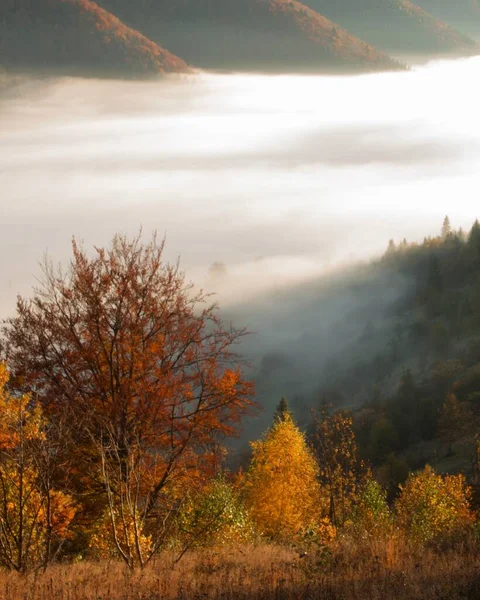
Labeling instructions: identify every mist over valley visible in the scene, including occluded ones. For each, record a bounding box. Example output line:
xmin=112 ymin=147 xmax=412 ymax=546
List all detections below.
xmin=2 ymin=57 xmax=480 ymax=442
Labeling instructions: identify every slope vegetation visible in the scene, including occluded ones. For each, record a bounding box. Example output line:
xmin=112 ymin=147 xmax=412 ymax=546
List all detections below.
xmin=302 ymin=0 xmax=476 ymax=54
xmin=414 ymin=0 xmax=480 ymax=36
xmin=0 ymin=0 xmax=190 ymax=77
xmin=100 ymin=0 xmax=403 ymax=73
xmin=232 ymin=219 xmax=480 ymax=484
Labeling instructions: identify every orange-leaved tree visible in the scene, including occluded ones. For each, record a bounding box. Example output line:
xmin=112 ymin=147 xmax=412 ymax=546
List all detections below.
xmin=1 ymin=233 xmax=254 ymax=568
xmin=0 ymin=363 xmax=76 ymax=572
xmin=244 ymin=401 xmax=329 ymax=541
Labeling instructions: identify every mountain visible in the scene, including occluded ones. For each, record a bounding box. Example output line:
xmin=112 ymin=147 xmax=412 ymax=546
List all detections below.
xmin=99 ymin=0 xmax=403 ymax=73
xmin=0 ymin=0 xmax=190 ymax=77
xmin=414 ymin=0 xmax=480 ymax=37
xmin=301 ymin=0 xmax=477 ymax=55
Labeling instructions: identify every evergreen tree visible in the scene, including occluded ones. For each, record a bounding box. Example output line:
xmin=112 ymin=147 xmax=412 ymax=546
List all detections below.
xmin=468 ymin=219 xmax=480 ymax=263
xmin=274 ymin=397 xmax=291 ymax=423
xmin=441 ymin=215 xmax=452 ymax=239
xmin=386 ymin=239 xmax=396 ymax=255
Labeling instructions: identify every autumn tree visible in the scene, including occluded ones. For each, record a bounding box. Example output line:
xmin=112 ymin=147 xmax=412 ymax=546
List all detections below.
xmin=0 ymin=364 xmax=75 ymax=572
xmin=312 ymin=405 xmax=365 ymax=527
xmin=1 ymin=233 xmax=254 ymax=567
xmin=244 ymin=413 xmax=326 ymax=541
xmin=395 ymin=465 xmax=475 ymax=545
xmin=349 ymin=478 xmax=392 ymax=540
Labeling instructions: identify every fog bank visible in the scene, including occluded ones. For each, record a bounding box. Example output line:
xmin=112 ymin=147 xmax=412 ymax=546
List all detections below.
xmin=1 ymin=56 xmax=480 ymax=321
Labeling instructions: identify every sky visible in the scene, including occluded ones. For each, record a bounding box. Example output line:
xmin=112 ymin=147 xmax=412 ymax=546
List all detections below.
xmin=1 ymin=55 xmax=480 ymax=318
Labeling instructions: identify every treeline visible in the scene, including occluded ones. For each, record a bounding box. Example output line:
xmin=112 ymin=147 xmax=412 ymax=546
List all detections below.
xmin=291 ymin=218 xmax=480 ymax=496
xmin=0 ymin=231 xmax=479 ymax=574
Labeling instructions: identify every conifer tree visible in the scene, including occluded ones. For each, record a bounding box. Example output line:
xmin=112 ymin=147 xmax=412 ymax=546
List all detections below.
xmin=274 ymin=397 xmax=291 ymax=423
xmin=441 ymin=215 xmax=452 ymax=239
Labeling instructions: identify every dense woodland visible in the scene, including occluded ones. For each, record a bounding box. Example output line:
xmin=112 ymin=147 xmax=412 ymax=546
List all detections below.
xmin=0 ymin=228 xmax=479 ymax=599
xmin=315 ymin=217 xmax=480 ymax=494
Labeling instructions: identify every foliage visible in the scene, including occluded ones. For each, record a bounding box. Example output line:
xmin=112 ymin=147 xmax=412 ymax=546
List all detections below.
xmin=0 ymin=364 xmax=76 ymax=572
xmin=88 ymin=507 xmax=152 ymax=562
xmin=244 ymin=414 xmax=326 ymax=541
xmin=176 ymin=477 xmax=255 ymax=551
xmin=348 ymin=478 xmax=392 ymax=539
xmin=312 ymin=406 xmax=366 ymax=526
xmin=395 ymin=465 xmax=476 ymax=545
xmin=1 ymin=233 xmax=254 ymax=567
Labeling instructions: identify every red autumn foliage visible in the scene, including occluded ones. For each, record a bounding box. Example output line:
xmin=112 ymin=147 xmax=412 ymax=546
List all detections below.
xmin=2 ymin=233 xmax=254 ymax=523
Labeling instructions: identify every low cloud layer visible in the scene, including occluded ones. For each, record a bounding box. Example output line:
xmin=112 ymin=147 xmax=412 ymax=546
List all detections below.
xmin=1 ymin=56 xmax=480 ymax=320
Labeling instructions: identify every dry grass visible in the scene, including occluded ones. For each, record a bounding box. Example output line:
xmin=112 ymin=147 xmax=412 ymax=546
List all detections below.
xmin=1 ymin=539 xmax=480 ymax=600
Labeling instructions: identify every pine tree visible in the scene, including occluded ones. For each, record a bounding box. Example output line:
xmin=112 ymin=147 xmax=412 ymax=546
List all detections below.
xmin=274 ymin=397 xmax=291 ymax=423
xmin=468 ymin=219 xmax=480 ymax=263
xmin=441 ymin=215 xmax=452 ymax=239
xmin=386 ymin=239 xmax=396 ymax=255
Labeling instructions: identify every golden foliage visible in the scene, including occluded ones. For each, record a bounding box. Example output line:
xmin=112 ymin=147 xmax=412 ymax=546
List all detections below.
xmin=313 ymin=408 xmax=366 ymax=526
xmin=395 ymin=465 xmax=475 ymax=545
xmin=0 ymin=364 xmax=76 ymax=571
xmin=244 ymin=414 xmax=326 ymax=541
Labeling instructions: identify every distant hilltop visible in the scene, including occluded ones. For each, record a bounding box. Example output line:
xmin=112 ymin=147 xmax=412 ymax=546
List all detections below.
xmin=0 ymin=0 xmax=478 ymax=78
xmin=0 ymin=0 xmax=191 ymax=78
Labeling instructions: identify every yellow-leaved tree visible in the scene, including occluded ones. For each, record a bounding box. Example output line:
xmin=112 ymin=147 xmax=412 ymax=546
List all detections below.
xmin=0 ymin=363 xmax=76 ymax=572
xmin=243 ymin=401 xmax=331 ymax=542
xmin=395 ymin=465 xmax=475 ymax=545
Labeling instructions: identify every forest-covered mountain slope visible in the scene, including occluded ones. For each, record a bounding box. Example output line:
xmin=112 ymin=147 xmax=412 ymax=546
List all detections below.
xmin=229 ymin=218 xmax=480 ymax=490
xmin=414 ymin=0 xmax=480 ymax=37
xmin=302 ymin=0 xmax=476 ymax=54
xmin=99 ymin=0 xmax=403 ymax=73
xmin=0 ymin=0 xmax=190 ymax=77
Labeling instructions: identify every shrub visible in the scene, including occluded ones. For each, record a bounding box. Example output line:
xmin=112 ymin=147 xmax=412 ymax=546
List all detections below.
xmin=395 ymin=465 xmax=475 ymax=545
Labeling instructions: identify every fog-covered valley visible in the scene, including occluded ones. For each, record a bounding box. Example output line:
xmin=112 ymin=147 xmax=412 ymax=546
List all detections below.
xmin=2 ymin=56 xmax=480 ymax=436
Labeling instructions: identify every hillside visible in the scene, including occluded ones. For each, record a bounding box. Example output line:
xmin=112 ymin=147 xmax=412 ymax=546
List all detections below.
xmin=415 ymin=0 xmax=480 ymax=36
xmin=0 ymin=0 xmax=190 ymax=77
xmin=100 ymin=0 xmax=403 ymax=73
xmin=227 ymin=218 xmax=480 ymax=488
xmin=302 ymin=0 xmax=477 ymax=54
